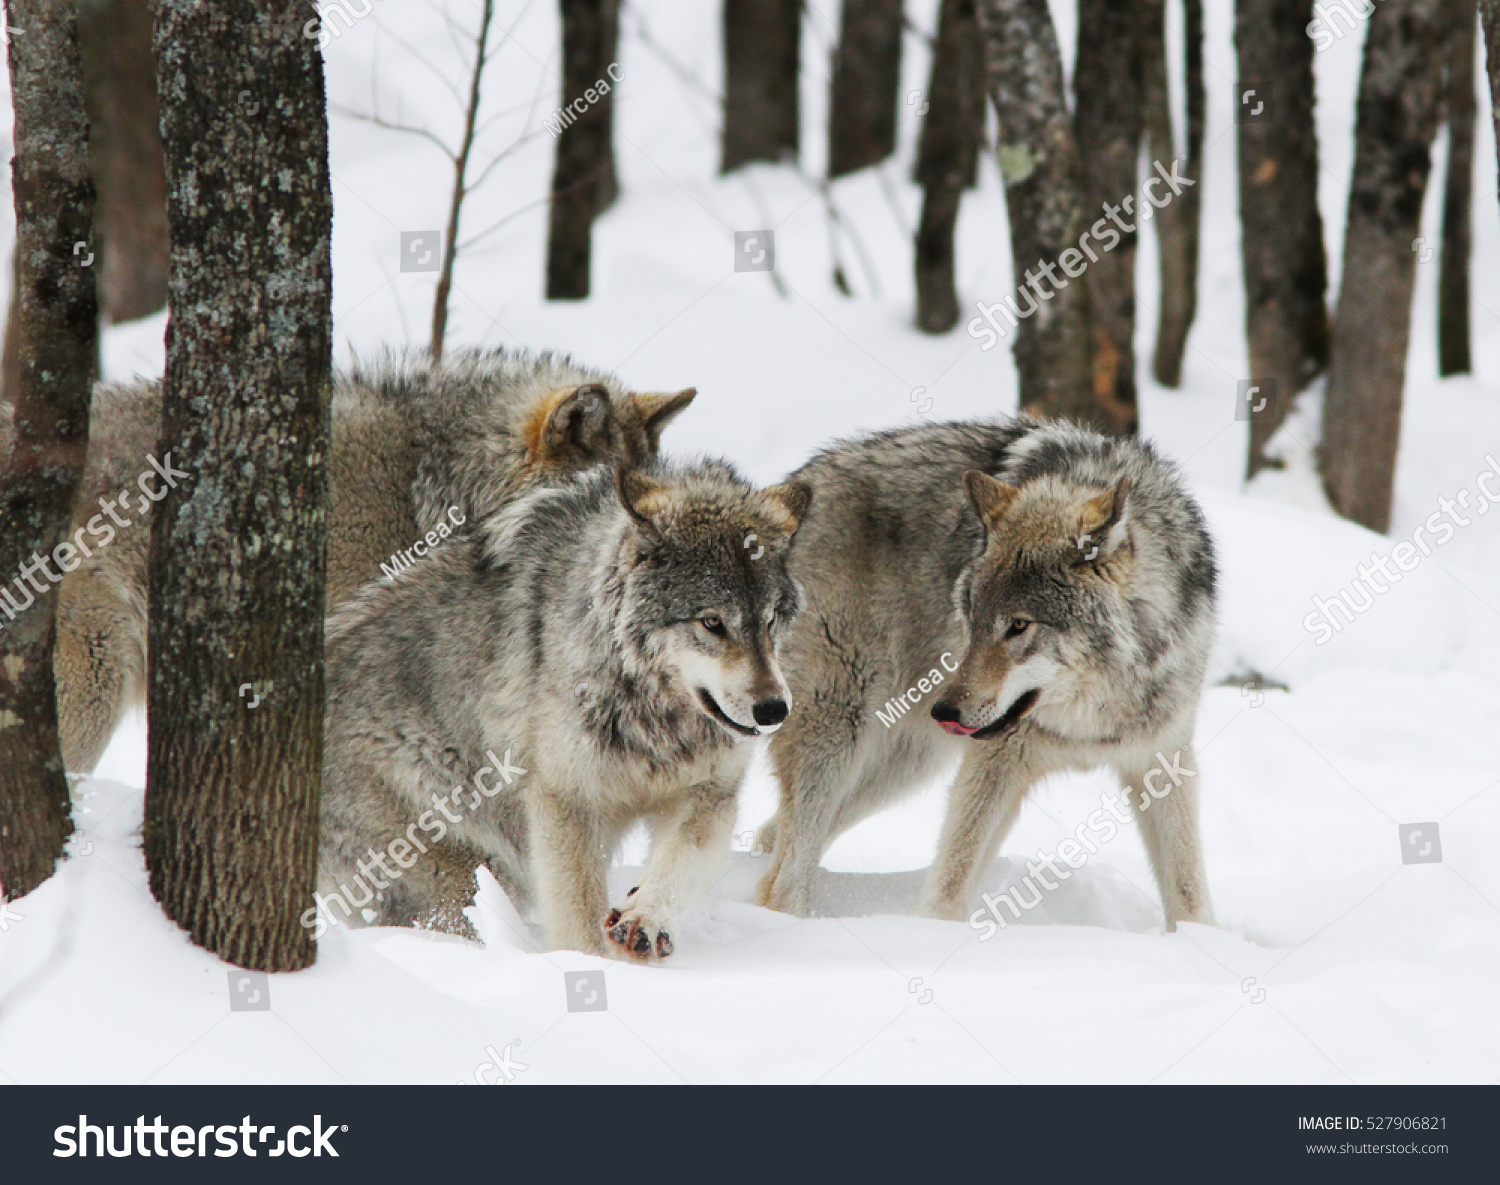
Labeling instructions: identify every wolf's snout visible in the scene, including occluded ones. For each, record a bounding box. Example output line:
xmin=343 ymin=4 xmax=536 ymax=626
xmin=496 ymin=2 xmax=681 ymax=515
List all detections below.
xmin=930 ymin=701 xmax=976 ymax=736
xmin=752 ymin=698 xmax=789 ymax=728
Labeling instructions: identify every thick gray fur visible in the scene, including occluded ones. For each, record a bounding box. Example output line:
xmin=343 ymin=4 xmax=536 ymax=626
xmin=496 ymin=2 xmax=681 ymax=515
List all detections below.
xmin=757 ymin=416 xmax=1218 ymax=930
xmin=319 ymin=459 xmax=811 ymax=958
xmin=0 ymin=347 xmax=695 ymax=774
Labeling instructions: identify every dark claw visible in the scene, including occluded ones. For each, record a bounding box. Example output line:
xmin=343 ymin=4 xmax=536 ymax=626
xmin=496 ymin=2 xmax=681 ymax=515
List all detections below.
xmin=630 ymin=925 xmax=651 ymax=955
xmin=655 ymin=931 xmax=673 ymax=958
xmin=604 ymin=908 xmax=622 ymax=928
xmin=627 ymin=885 xmax=639 ymax=897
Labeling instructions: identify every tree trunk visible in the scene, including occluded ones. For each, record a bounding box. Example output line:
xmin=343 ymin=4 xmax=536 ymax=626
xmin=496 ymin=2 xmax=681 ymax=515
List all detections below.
xmin=1145 ymin=0 xmax=1204 ymax=387
xmin=828 ymin=0 xmax=904 ymax=179
xmin=1235 ymin=0 xmax=1330 ymax=477
xmin=1439 ymin=0 xmax=1475 ymax=376
xmin=1483 ymin=2 xmax=1500 ymax=211
xmin=1074 ymin=0 xmax=1143 ymax=434
xmin=973 ymin=0 xmax=1098 ymax=428
xmin=78 ymin=0 xmax=168 ymax=325
xmin=1322 ymin=0 xmax=1446 ymax=533
xmin=146 ymin=0 xmax=332 ymax=971
xmin=0 ymin=0 xmax=98 ymax=903
xmin=914 ymin=0 xmax=983 ymax=333
xmin=722 ymin=0 xmax=801 ymax=172
xmin=547 ymin=0 xmax=613 ymax=300
xmin=593 ymin=0 xmax=621 ymax=214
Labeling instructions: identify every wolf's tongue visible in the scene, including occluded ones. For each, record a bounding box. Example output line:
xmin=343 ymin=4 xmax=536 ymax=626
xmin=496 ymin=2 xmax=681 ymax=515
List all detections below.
xmin=939 ymin=720 xmax=977 ymax=737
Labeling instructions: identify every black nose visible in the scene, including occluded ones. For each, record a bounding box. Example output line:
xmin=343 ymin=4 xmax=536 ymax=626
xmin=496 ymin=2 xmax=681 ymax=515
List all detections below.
xmin=930 ymin=702 xmax=961 ymax=724
xmin=752 ymin=699 xmax=789 ymax=727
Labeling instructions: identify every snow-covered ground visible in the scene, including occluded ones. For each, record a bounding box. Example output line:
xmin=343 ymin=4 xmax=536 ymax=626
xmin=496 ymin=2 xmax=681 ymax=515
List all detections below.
xmin=3 ymin=0 xmax=1499 ymax=1084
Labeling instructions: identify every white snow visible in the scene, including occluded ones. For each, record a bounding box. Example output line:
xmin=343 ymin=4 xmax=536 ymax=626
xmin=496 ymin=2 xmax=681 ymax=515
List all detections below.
xmin=2 ymin=0 xmax=1499 ymax=1084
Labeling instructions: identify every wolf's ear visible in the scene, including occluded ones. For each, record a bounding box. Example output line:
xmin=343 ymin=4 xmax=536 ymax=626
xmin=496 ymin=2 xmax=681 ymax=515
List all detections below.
xmin=759 ymin=481 xmax=813 ymax=537
xmin=633 ymin=388 xmax=697 ymax=450
xmin=615 ymin=466 xmax=674 ymax=533
xmin=1077 ymin=475 xmax=1132 ymax=561
xmin=534 ymin=384 xmax=614 ymax=467
xmin=963 ymin=470 xmax=1020 ymax=531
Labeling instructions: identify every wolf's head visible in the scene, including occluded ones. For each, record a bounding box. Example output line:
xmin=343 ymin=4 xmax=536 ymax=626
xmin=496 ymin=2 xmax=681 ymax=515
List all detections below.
xmin=524 ymin=383 xmax=696 ymax=476
xmin=930 ymin=468 xmax=1135 ymax=741
xmin=612 ymin=464 xmax=811 ymax=740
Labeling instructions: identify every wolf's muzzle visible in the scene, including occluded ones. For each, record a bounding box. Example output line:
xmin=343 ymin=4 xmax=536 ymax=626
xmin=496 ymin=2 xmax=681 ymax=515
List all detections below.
xmin=930 ymin=702 xmax=976 ymax=736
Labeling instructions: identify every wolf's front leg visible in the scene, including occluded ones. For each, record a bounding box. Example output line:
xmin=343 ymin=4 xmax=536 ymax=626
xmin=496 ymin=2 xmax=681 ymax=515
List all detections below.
xmin=1121 ymin=734 xmax=1214 ymax=930
xmin=525 ymin=786 xmax=611 ymax=954
xmin=919 ymin=739 xmax=1039 ymax=920
xmin=603 ymin=781 xmax=738 ymax=962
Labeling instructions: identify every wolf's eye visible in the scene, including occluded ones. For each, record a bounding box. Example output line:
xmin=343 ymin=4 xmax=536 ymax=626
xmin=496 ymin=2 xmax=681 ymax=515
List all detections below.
xmin=1004 ymin=618 xmax=1032 ymax=639
xmin=699 ymin=615 xmax=727 ymax=637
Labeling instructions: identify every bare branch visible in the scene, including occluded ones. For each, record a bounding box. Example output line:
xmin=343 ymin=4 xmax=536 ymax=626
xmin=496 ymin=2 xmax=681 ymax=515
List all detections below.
xmin=330 ymin=102 xmax=456 ymax=159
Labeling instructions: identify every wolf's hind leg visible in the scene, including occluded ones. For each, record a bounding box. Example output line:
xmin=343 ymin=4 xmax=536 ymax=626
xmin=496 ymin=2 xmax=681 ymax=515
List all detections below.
xmin=525 ymin=786 xmax=610 ymax=955
xmin=378 ymin=839 xmax=488 ymax=938
xmin=1119 ymin=735 xmax=1213 ymax=929
xmin=757 ymin=732 xmax=868 ymax=917
xmin=55 ymin=566 xmax=144 ymax=776
xmin=604 ymin=780 xmax=738 ymax=961
xmin=319 ymin=755 xmax=486 ymax=938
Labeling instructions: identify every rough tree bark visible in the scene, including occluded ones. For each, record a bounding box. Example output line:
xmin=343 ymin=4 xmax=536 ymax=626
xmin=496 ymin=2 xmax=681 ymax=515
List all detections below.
xmin=722 ymin=0 xmax=801 ymax=171
xmin=593 ymin=0 xmax=620 ymax=214
xmin=78 ymin=0 xmax=168 ymax=324
xmin=1483 ymin=2 xmax=1500 ymax=207
xmin=1074 ymin=0 xmax=1143 ymax=434
xmin=914 ymin=0 xmax=983 ymax=332
xmin=974 ymin=0 xmax=1098 ymax=428
xmin=1235 ymin=0 xmax=1330 ymax=477
xmin=0 ymin=0 xmax=98 ymax=903
xmin=146 ymin=0 xmax=332 ymax=971
xmin=547 ymin=0 xmax=613 ymax=299
xmin=828 ymin=0 xmax=903 ymax=178
xmin=2 ymin=0 xmax=163 ymax=406
xmin=1144 ymin=0 xmax=1205 ymax=387
xmin=1322 ymin=0 xmax=1446 ymax=533
xmin=1439 ymin=0 xmax=1475 ymax=376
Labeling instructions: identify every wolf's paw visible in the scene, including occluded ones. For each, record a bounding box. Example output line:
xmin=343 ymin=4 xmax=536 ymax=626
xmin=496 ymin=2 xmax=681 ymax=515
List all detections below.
xmin=602 ymin=907 xmax=674 ymax=961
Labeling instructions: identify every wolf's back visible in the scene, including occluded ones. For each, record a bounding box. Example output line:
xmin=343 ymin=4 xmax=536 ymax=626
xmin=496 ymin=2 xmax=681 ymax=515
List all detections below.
xmin=347 ymin=347 xmax=637 ymax=536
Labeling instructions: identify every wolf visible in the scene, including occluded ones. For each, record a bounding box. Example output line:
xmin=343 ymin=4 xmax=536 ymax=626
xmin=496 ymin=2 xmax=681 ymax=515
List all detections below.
xmin=755 ymin=417 xmax=1217 ymax=931
xmin=317 ymin=460 xmax=811 ymax=958
xmin=1 ymin=348 xmax=696 ymax=775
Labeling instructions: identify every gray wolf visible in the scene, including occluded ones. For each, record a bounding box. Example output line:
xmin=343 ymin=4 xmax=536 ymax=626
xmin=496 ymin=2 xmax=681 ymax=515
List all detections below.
xmin=317 ymin=460 xmax=811 ymax=958
xmin=0 ymin=348 xmax=695 ymax=774
xmin=755 ymin=417 xmax=1217 ymax=930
